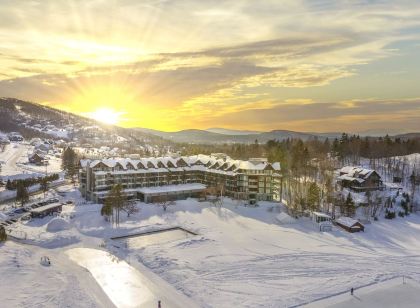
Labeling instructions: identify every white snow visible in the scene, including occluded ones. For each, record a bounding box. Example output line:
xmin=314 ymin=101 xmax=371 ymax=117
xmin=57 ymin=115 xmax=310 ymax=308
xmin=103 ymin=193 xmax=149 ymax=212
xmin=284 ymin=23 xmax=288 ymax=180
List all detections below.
xmin=305 ymin=277 xmax=420 ymax=308
xmin=335 ymin=216 xmax=360 ymax=228
xmin=275 ymin=211 xmax=296 ymax=224
xmin=66 ymin=248 xmax=198 ymax=308
xmin=46 ymin=217 xmax=71 ymax=232
xmin=0 ymin=142 xmax=63 ymax=180
xmin=2 ymin=184 xmax=420 ymax=307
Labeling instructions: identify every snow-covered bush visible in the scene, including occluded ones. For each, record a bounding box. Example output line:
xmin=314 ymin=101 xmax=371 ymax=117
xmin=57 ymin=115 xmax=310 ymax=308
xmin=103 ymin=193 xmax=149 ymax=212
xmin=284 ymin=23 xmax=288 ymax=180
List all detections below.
xmin=46 ymin=218 xmax=71 ymax=232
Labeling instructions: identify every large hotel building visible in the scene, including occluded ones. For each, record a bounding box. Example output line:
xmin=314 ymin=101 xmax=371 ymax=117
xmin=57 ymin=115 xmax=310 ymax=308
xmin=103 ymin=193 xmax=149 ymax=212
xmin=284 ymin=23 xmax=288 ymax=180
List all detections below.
xmin=79 ymin=154 xmax=281 ymax=204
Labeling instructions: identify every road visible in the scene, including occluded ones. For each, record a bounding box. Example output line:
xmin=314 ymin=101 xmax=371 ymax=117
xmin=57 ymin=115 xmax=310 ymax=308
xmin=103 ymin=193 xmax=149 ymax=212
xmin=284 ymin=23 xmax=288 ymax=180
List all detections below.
xmin=0 ymin=142 xmax=29 ymax=177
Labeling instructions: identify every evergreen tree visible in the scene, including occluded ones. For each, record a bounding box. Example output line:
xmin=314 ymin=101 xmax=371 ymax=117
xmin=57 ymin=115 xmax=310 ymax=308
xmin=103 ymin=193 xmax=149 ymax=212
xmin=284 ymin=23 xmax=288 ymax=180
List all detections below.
xmin=16 ymin=181 xmax=29 ymax=206
xmin=101 ymin=202 xmax=113 ymax=219
xmin=307 ymin=182 xmax=321 ymax=212
xmin=62 ymin=147 xmax=78 ymax=183
xmin=6 ymin=179 xmax=13 ymax=190
xmin=104 ymin=184 xmax=127 ymax=227
xmin=40 ymin=177 xmax=49 ymax=197
xmin=345 ymin=192 xmax=355 ymax=217
xmin=0 ymin=226 xmax=7 ymax=242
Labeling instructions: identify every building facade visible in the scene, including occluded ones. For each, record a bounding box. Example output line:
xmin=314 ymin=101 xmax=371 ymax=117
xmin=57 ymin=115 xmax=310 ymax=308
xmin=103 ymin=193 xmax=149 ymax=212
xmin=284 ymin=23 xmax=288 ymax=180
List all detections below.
xmin=79 ymin=154 xmax=281 ymax=204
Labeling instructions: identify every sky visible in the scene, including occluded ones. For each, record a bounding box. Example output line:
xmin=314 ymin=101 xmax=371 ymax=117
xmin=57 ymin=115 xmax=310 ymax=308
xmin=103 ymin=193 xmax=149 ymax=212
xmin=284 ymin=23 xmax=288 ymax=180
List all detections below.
xmin=0 ymin=0 xmax=420 ymax=133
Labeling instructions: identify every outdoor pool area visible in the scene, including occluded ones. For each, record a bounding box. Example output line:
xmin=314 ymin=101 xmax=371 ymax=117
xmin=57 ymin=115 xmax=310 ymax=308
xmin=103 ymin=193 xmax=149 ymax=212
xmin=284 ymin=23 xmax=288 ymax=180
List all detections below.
xmin=112 ymin=227 xmax=197 ymax=249
xmin=66 ymin=247 xmax=198 ymax=308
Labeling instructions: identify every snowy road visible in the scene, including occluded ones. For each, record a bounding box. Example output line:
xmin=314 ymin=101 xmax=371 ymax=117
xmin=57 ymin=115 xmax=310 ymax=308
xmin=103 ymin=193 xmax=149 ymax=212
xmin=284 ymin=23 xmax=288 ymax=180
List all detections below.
xmin=0 ymin=142 xmax=28 ymax=176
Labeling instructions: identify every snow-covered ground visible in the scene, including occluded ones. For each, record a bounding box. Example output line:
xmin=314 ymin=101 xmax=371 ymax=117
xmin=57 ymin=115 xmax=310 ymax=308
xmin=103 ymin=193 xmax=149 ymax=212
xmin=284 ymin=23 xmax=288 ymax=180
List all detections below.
xmin=306 ymin=277 xmax=420 ymax=308
xmin=0 ymin=142 xmax=64 ymax=203
xmin=0 ymin=241 xmax=114 ymax=307
xmin=0 ymin=142 xmax=62 ymax=180
xmin=2 ymin=185 xmax=420 ymax=307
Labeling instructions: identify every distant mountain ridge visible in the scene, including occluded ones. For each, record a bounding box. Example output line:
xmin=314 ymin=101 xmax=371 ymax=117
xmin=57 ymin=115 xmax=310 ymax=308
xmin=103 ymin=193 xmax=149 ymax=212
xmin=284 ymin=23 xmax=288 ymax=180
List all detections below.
xmin=135 ymin=127 xmax=342 ymax=144
xmin=1 ymin=97 xmax=418 ymax=145
xmin=205 ymin=128 xmax=261 ymax=135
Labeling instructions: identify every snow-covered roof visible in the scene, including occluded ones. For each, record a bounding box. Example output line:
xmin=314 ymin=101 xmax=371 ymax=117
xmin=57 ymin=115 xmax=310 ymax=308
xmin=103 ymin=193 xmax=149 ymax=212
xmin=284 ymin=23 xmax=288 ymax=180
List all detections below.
xmin=335 ymin=216 xmax=363 ymax=228
xmin=338 ymin=166 xmax=379 ymax=182
xmin=81 ymin=154 xmax=281 ymax=174
xmin=313 ymin=212 xmax=331 ymax=218
xmin=30 ymin=203 xmax=63 ymax=214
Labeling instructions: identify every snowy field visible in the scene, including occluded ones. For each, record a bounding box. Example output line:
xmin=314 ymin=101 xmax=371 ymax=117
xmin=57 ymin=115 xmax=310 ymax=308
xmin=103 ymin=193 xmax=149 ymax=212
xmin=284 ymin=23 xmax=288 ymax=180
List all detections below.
xmin=306 ymin=277 xmax=420 ymax=308
xmin=2 ymin=185 xmax=420 ymax=307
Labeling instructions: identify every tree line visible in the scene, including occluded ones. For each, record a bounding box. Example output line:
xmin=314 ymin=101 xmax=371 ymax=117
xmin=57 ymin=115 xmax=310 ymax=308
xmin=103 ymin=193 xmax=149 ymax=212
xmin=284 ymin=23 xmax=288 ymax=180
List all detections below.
xmin=4 ymin=173 xmax=59 ymax=191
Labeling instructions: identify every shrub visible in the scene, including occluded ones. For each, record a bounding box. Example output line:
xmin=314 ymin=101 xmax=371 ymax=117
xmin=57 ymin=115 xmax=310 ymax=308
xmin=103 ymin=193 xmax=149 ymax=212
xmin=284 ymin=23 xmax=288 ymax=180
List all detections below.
xmin=385 ymin=210 xmax=396 ymax=219
xmin=0 ymin=226 xmax=7 ymax=242
xmin=398 ymin=211 xmax=405 ymax=218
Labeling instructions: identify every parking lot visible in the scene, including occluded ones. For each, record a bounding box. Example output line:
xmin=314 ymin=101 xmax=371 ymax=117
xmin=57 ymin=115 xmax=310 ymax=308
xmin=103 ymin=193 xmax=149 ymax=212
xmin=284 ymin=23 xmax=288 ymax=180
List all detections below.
xmin=0 ymin=198 xmax=72 ymax=228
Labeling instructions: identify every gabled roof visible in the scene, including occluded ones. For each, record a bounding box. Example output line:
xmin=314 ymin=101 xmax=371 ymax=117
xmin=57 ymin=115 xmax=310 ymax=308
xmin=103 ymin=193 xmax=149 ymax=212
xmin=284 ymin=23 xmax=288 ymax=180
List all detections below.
xmin=336 ymin=217 xmax=363 ymax=228
xmin=338 ymin=166 xmax=380 ymax=182
xmin=82 ymin=154 xmax=281 ymax=174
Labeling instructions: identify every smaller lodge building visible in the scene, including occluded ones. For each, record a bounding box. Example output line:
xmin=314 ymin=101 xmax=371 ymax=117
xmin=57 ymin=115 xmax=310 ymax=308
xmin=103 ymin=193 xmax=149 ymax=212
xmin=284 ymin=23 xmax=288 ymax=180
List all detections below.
xmin=28 ymin=153 xmax=45 ymax=165
xmin=337 ymin=166 xmax=383 ymax=192
xmin=335 ymin=217 xmax=365 ymax=233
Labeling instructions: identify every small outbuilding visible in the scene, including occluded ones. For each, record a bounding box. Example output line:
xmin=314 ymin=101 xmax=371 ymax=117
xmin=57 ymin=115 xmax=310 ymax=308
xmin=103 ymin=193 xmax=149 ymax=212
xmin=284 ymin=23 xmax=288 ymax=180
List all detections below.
xmin=312 ymin=212 xmax=333 ymax=231
xmin=28 ymin=153 xmax=45 ymax=165
xmin=335 ymin=216 xmax=365 ymax=233
xmin=31 ymin=203 xmax=63 ymax=218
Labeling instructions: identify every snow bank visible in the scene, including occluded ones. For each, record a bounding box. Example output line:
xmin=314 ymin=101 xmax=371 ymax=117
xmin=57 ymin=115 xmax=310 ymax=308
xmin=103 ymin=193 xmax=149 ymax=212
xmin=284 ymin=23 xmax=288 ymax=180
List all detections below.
xmin=46 ymin=217 xmax=71 ymax=232
xmin=276 ymin=212 xmax=296 ymax=224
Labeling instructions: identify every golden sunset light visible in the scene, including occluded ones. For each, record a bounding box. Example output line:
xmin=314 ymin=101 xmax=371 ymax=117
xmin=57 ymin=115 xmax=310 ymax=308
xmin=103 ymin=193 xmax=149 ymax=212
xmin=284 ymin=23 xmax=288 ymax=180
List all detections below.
xmin=87 ymin=107 xmax=123 ymax=125
xmin=2 ymin=2 xmax=420 ymax=307
xmin=0 ymin=0 xmax=419 ymax=134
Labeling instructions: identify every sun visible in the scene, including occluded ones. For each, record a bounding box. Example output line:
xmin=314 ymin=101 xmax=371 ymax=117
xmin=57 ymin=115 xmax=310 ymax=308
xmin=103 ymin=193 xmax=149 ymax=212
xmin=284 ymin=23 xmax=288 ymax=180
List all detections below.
xmin=88 ymin=108 xmax=122 ymax=125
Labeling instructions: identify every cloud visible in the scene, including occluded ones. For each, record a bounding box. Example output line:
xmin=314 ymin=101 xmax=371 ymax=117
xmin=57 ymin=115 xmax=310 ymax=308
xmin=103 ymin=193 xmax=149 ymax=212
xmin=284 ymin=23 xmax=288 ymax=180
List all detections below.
xmin=188 ymin=98 xmax=420 ymax=133
xmin=1 ymin=0 xmax=420 ymax=131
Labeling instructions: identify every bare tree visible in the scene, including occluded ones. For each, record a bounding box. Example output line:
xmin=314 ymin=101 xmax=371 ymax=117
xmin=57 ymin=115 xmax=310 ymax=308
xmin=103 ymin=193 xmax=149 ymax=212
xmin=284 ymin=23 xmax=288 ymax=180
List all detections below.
xmin=121 ymin=200 xmax=139 ymax=217
xmin=155 ymin=195 xmax=175 ymax=211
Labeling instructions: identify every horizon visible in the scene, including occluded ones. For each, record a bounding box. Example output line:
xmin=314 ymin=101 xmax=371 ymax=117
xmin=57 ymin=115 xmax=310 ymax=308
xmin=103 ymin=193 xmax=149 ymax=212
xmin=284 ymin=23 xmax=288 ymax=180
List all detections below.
xmin=1 ymin=1 xmax=420 ymax=133
xmin=3 ymin=96 xmax=420 ymax=136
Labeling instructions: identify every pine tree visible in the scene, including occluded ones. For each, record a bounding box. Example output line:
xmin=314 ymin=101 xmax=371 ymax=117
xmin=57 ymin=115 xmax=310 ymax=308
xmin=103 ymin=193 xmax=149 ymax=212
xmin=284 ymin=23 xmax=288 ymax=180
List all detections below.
xmin=307 ymin=182 xmax=320 ymax=212
xmin=16 ymin=181 xmax=29 ymax=206
xmin=62 ymin=147 xmax=78 ymax=183
xmin=0 ymin=226 xmax=7 ymax=242
xmin=40 ymin=177 xmax=49 ymax=197
xmin=104 ymin=184 xmax=127 ymax=227
xmin=345 ymin=192 xmax=355 ymax=217
xmin=6 ymin=179 xmax=13 ymax=190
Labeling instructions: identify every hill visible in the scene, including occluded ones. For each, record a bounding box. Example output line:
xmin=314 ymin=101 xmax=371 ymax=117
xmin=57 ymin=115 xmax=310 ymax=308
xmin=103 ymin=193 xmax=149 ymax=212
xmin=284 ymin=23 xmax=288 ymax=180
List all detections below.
xmin=136 ymin=127 xmax=339 ymax=144
xmin=0 ymin=97 xmax=165 ymax=147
